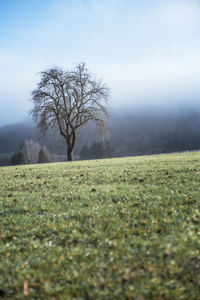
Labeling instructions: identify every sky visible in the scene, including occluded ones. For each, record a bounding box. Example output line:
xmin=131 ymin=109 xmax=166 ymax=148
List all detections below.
xmin=1 ymin=0 xmax=200 ymax=125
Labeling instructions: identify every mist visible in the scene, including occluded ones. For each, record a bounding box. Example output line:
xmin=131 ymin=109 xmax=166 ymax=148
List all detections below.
xmin=1 ymin=0 xmax=200 ymax=125
xmin=1 ymin=106 xmax=200 ymax=165
xmin=1 ymin=0 xmax=200 ymax=162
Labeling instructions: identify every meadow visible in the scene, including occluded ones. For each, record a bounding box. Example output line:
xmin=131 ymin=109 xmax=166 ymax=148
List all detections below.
xmin=0 ymin=152 xmax=199 ymax=299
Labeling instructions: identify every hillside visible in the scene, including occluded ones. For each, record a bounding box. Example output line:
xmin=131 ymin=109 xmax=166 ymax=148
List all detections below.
xmin=1 ymin=109 xmax=200 ymax=160
xmin=0 ymin=153 xmax=199 ymax=299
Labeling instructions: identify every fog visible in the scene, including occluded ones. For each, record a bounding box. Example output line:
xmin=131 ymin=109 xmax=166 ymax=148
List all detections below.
xmin=1 ymin=0 xmax=200 ymax=162
xmin=1 ymin=106 xmax=200 ymax=165
xmin=1 ymin=0 xmax=200 ymax=125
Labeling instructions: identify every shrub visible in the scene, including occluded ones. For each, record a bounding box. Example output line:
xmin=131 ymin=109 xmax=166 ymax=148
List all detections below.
xmin=0 ymin=154 xmax=11 ymax=166
xmin=11 ymin=151 xmax=27 ymax=165
xmin=38 ymin=147 xmax=50 ymax=163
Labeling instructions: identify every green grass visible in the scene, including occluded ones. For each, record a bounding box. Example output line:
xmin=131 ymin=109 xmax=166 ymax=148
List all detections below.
xmin=0 ymin=153 xmax=199 ymax=299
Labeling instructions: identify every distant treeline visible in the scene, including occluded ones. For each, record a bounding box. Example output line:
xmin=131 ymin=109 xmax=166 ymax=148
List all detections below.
xmin=1 ymin=108 xmax=200 ymax=165
xmin=109 ymin=108 xmax=200 ymax=156
xmin=80 ymin=141 xmax=113 ymax=160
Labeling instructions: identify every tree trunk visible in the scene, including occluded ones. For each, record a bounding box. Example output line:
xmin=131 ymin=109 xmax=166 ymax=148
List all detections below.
xmin=66 ymin=131 xmax=76 ymax=161
xmin=67 ymin=147 xmax=74 ymax=161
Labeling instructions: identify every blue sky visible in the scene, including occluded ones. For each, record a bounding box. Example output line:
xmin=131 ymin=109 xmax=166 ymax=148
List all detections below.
xmin=1 ymin=0 xmax=200 ymax=125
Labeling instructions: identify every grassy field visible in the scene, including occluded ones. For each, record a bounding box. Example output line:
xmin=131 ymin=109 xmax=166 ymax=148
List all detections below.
xmin=0 ymin=152 xmax=199 ymax=299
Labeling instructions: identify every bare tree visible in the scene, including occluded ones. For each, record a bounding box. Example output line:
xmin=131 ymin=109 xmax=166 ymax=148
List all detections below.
xmin=20 ymin=139 xmax=41 ymax=164
xmin=30 ymin=63 xmax=110 ymax=161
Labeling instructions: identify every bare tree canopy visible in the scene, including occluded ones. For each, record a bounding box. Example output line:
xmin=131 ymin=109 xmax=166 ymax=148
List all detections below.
xmin=30 ymin=63 xmax=110 ymax=161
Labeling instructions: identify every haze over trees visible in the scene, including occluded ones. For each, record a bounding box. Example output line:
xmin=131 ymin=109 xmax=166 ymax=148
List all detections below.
xmin=1 ymin=108 xmax=200 ymax=166
xmin=20 ymin=140 xmax=41 ymax=164
xmin=10 ymin=140 xmax=51 ymax=165
xmin=80 ymin=141 xmax=113 ymax=160
xmin=30 ymin=63 xmax=110 ymax=161
xmin=38 ymin=147 xmax=50 ymax=163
